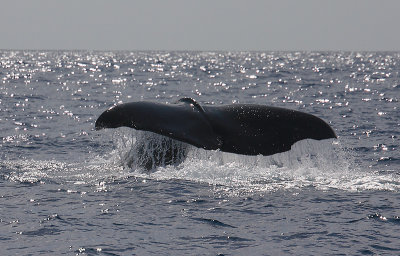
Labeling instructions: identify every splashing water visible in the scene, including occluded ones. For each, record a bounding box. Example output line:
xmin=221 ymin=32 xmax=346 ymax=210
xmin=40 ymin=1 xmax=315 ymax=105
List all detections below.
xmin=83 ymin=129 xmax=400 ymax=193
xmin=2 ymin=127 xmax=399 ymax=193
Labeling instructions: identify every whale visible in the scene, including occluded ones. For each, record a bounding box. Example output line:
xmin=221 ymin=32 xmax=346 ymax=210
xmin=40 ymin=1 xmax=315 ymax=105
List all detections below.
xmin=95 ymin=98 xmax=336 ymax=168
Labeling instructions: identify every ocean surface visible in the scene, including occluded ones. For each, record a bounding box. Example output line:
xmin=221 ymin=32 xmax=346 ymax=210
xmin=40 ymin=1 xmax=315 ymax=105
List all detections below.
xmin=0 ymin=51 xmax=399 ymax=255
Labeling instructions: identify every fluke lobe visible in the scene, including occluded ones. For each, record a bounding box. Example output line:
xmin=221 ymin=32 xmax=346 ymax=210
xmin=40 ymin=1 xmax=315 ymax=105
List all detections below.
xmin=95 ymin=98 xmax=336 ymax=158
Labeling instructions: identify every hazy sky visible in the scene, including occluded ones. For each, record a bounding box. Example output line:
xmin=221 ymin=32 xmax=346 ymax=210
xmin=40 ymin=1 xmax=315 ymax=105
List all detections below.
xmin=1 ymin=0 xmax=400 ymax=51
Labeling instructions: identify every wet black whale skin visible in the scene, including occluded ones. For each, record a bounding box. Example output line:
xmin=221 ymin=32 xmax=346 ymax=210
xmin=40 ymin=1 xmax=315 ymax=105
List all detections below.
xmin=95 ymin=98 xmax=336 ymax=156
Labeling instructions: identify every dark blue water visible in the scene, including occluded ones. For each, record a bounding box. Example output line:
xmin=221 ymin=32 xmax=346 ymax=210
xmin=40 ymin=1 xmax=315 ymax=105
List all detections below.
xmin=1 ymin=51 xmax=399 ymax=255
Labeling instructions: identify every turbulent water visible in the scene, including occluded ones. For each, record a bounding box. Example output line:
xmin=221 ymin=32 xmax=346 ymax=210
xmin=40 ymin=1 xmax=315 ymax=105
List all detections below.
xmin=0 ymin=51 xmax=399 ymax=255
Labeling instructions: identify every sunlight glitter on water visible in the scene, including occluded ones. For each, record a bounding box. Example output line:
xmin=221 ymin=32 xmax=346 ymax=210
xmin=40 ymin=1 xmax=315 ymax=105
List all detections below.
xmin=1 ymin=51 xmax=399 ymax=255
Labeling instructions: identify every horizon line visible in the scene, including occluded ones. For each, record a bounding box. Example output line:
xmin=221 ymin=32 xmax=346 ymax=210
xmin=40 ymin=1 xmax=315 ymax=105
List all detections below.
xmin=1 ymin=48 xmax=400 ymax=53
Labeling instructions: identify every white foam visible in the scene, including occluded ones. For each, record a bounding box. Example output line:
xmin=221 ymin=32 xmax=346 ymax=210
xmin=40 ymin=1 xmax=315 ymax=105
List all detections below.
xmin=105 ymin=129 xmax=400 ymax=193
xmin=2 ymin=129 xmax=399 ymax=193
